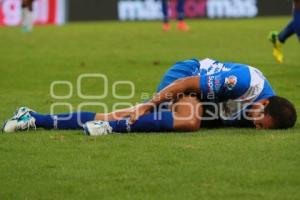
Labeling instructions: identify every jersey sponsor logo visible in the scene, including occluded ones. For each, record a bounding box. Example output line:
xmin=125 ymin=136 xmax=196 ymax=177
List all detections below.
xmin=214 ymin=78 xmax=221 ymax=92
xmin=224 ymin=75 xmax=237 ymax=90
xmin=207 ymin=74 xmax=222 ymax=96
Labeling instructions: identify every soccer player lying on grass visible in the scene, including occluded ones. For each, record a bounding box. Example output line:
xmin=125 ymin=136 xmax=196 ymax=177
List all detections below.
xmin=2 ymin=58 xmax=297 ymax=135
xmin=269 ymin=0 xmax=300 ymax=63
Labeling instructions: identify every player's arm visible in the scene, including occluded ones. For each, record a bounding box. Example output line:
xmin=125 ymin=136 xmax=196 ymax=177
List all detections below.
xmin=149 ymin=76 xmax=200 ymax=105
xmin=129 ymin=76 xmax=200 ymax=123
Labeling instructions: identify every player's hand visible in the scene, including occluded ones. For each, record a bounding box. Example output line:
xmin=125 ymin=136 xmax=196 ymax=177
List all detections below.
xmin=129 ymin=103 xmax=153 ymax=124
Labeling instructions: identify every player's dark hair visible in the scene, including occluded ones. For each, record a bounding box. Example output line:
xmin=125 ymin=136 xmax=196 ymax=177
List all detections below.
xmin=265 ymin=96 xmax=297 ymax=129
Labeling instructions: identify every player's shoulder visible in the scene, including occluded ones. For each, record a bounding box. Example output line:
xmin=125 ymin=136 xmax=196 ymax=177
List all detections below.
xmin=199 ymin=58 xmax=217 ymax=66
xmin=223 ymin=61 xmax=249 ymax=69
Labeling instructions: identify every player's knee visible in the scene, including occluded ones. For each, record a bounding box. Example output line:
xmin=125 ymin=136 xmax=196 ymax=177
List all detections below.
xmin=172 ymin=95 xmax=202 ymax=132
xmin=174 ymin=118 xmax=200 ymax=132
xmin=173 ymin=95 xmax=200 ymax=113
xmin=186 ymin=119 xmax=200 ymax=131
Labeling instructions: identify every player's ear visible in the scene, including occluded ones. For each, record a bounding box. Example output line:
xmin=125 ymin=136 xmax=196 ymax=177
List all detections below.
xmin=261 ymin=99 xmax=270 ymax=107
xmin=260 ymin=99 xmax=270 ymax=107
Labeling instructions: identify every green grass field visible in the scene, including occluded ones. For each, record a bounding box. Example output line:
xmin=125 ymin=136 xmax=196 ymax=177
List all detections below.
xmin=0 ymin=17 xmax=300 ymax=199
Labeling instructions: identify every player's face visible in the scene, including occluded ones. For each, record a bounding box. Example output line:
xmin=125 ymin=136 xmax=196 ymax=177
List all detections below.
xmin=249 ymin=99 xmax=274 ymax=129
xmin=252 ymin=114 xmax=274 ymax=129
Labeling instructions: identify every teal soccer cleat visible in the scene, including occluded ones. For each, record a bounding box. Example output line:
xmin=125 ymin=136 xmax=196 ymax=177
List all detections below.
xmin=2 ymin=107 xmax=36 ymax=133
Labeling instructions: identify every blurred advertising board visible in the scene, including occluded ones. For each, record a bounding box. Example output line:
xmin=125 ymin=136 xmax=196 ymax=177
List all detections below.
xmin=117 ymin=0 xmax=293 ymax=21
xmin=118 ymin=0 xmax=259 ymax=21
xmin=66 ymin=0 xmax=295 ymax=22
xmin=257 ymin=0 xmax=293 ymax=16
xmin=2 ymin=0 xmax=290 ymax=24
xmin=0 ymin=0 xmax=66 ymax=26
xmin=68 ymin=0 xmax=118 ymax=21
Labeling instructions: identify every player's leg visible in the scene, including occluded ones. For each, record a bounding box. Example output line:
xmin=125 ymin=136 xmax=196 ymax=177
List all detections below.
xmin=123 ymin=95 xmax=202 ymax=132
xmin=3 ymin=104 xmax=146 ymax=133
xmin=162 ymin=0 xmax=169 ymax=23
xmin=95 ymin=105 xmax=138 ymax=121
xmin=162 ymin=0 xmax=171 ymax=31
xmin=176 ymin=0 xmax=189 ymax=31
xmin=282 ymin=11 xmax=300 ymax=43
xmin=27 ymin=0 xmax=34 ymax=31
xmin=2 ymin=106 xmax=97 ymax=133
xmin=30 ymin=111 xmax=96 ymax=130
xmin=269 ymin=1 xmax=300 ymax=63
xmin=2 ymin=97 xmax=202 ymax=134
xmin=277 ymin=1 xmax=300 ymax=43
xmin=84 ymin=95 xmax=202 ymax=135
xmin=277 ymin=16 xmax=297 ymax=44
xmin=2 ymin=103 xmax=170 ymax=133
xmin=294 ymin=2 xmax=300 ymax=41
xmin=172 ymin=95 xmax=202 ymax=131
xmin=21 ymin=0 xmax=27 ymax=30
xmin=21 ymin=0 xmax=34 ymax=32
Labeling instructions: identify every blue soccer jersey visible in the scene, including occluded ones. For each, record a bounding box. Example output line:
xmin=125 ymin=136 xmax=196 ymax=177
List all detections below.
xmin=198 ymin=58 xmax=275 ymax=121
xmin=156 ymin=58 xmax=275 ymax=122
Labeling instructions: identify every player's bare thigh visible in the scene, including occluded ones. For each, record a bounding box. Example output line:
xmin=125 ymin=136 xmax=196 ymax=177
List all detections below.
xmin=171 ymin=95 xmax=203 ymax=131
xmin=95 ymin=95 xmax=203 ymax=132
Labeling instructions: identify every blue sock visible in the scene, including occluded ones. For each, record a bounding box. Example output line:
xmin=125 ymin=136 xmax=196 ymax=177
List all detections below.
xmin=108 ymin=112 xmax=174 ymax=133
xmin=162 ymin=0 xmax=169 ymax=23
xmin=177 ymin=0 xmax=185 ymax=21
xmin=30 ymin=112 xmax=96 ymax=130
xmin=279 ymin=10 xmax=300 ymax=43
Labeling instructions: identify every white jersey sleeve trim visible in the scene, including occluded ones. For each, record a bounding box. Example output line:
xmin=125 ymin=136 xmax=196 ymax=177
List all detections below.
xmin=199 ymin=58 xmax=216 ymax=69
